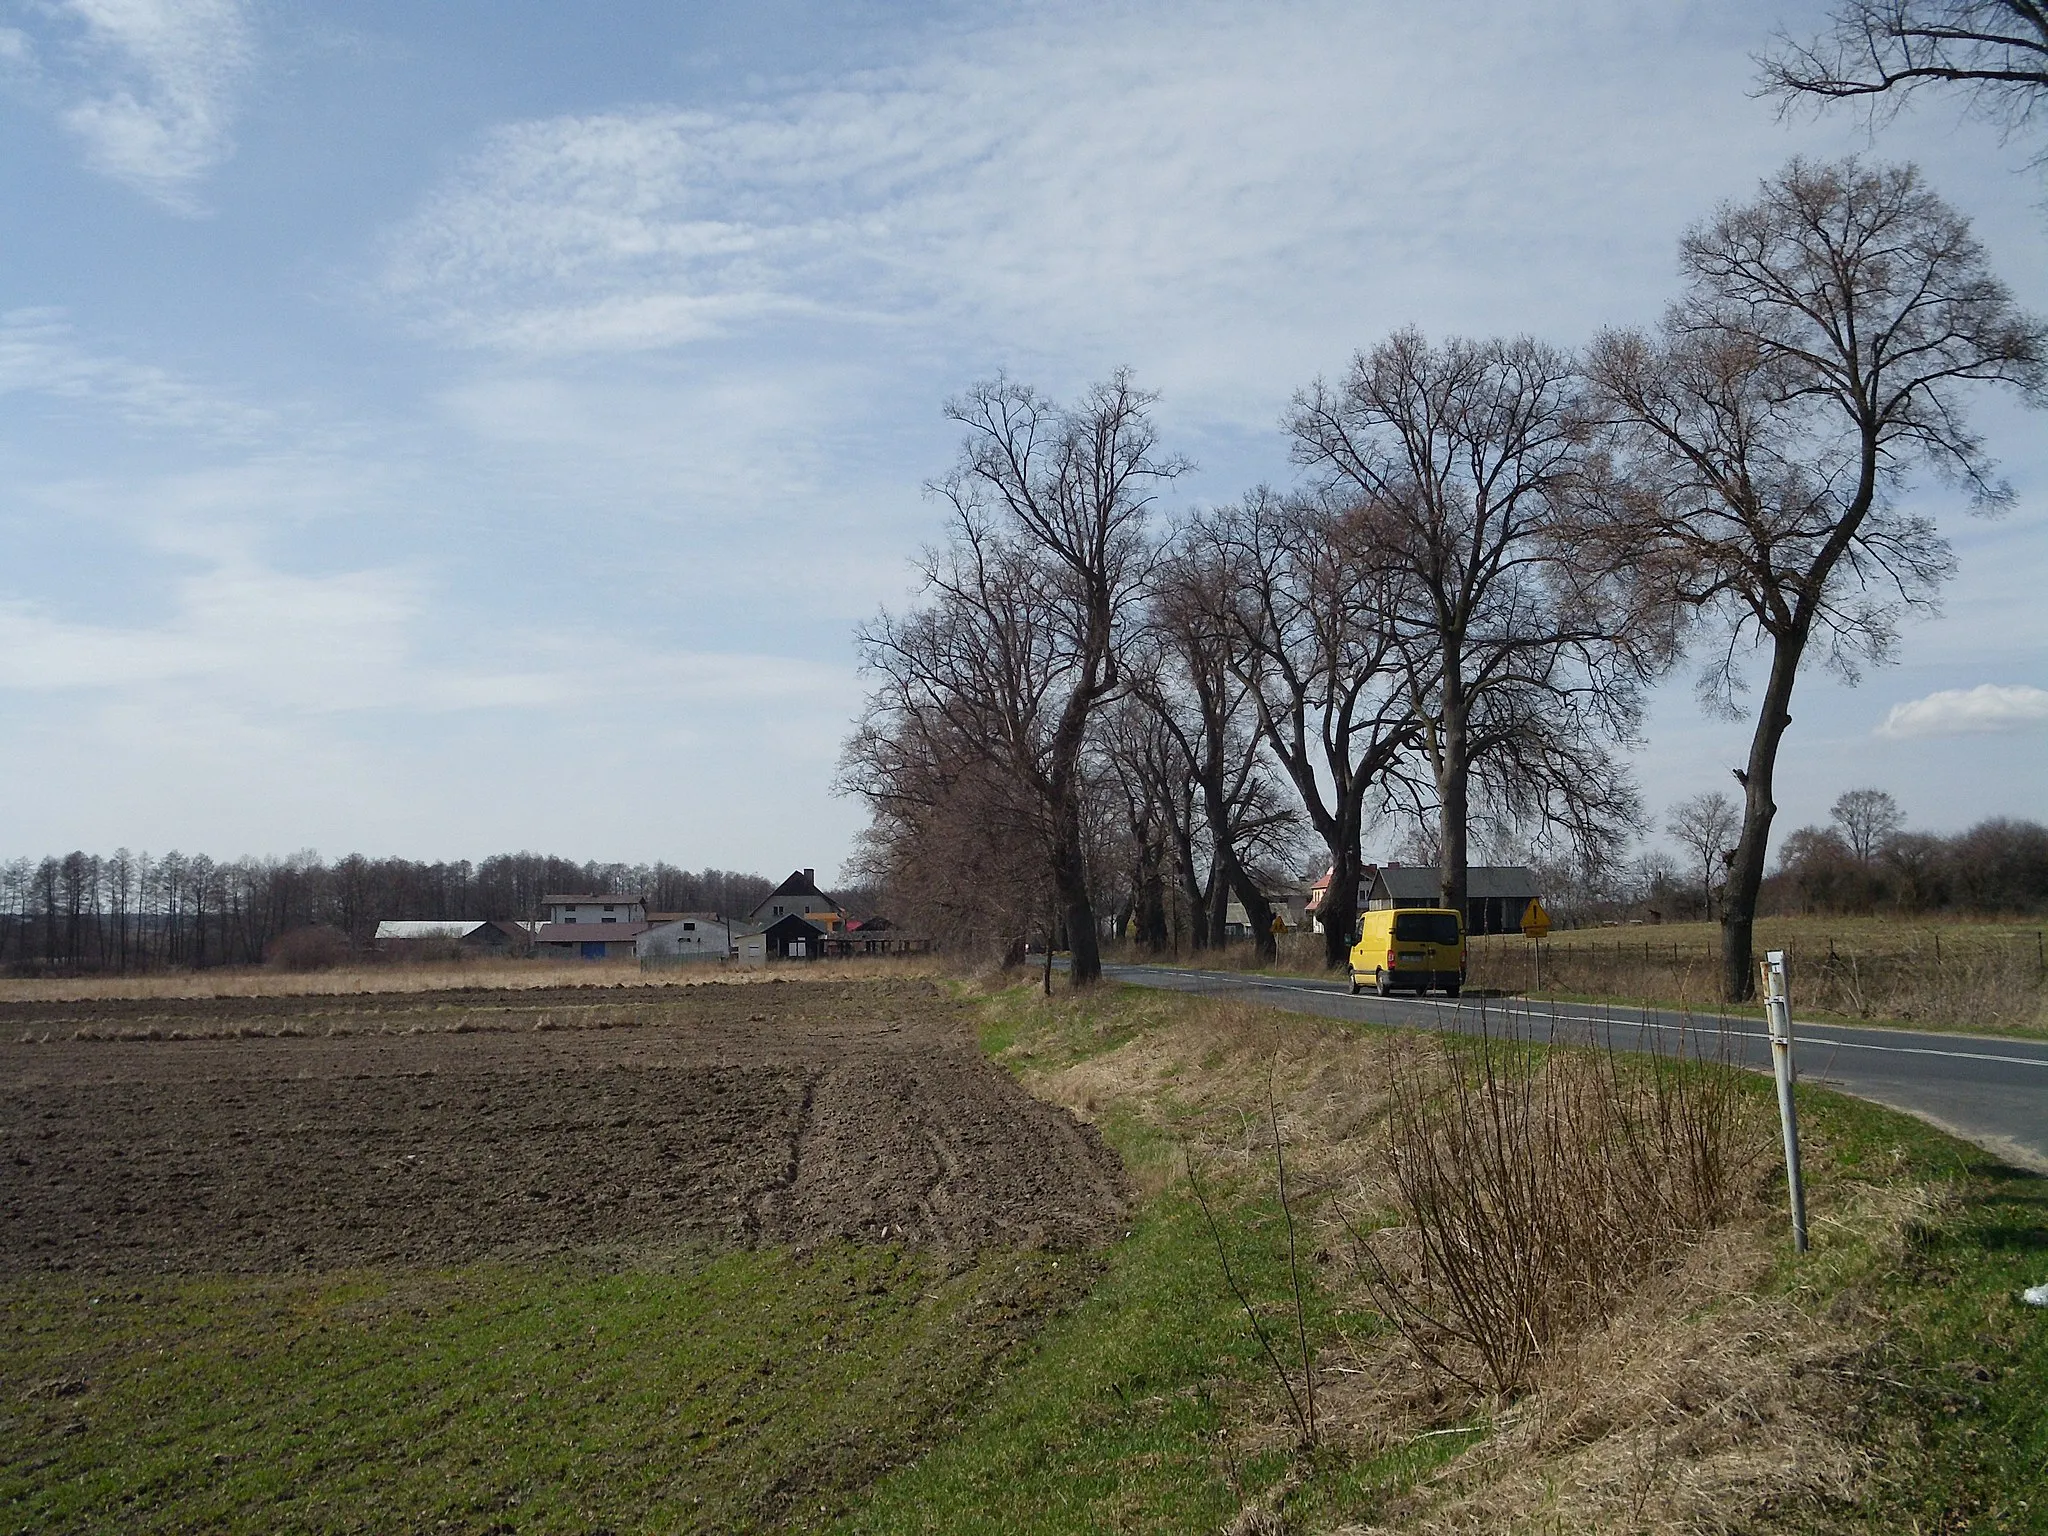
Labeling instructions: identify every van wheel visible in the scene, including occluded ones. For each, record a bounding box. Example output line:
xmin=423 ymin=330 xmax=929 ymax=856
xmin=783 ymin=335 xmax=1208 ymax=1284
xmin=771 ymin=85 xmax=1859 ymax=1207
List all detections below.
xmin=1443 ymin=983 xmax=1461 ymax=998
xmin=1374 ymin=969 xmax=1391 ymax=998
xmin=1347 ymin=971 xmax=1361 ymax=996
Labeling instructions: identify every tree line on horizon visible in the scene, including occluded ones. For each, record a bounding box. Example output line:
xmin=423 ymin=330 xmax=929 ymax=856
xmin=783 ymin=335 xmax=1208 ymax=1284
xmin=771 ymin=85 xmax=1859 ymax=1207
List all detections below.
xmin=841 ymin=154 xmax=2047 ymax=1002
xmin=0 ymin=852 xmax=785 ymax=975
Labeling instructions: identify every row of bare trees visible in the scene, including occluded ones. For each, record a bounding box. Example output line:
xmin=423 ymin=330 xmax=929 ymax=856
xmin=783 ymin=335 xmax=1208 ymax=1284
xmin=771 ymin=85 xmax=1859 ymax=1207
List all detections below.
xmin=844 ymin=156 xmax=2044 ymax=1000
xmin=0 ymin=851 xmax=777 ymax=974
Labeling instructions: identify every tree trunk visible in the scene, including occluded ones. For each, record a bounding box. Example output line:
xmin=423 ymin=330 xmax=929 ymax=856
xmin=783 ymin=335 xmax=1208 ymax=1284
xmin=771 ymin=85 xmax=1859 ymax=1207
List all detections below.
xmin=1225 ymin=856 xmax=1279 ymax=965
xmin=1050 ymin=803 xmax=1101 ymax=986
xmin=1206 ymin=855 xmax=1230 ymax=949
xmin=1437 ymin=696 xmax=1470 ymax=924
xmin=1321 ymin=838 xmax=1364 ymax=971
xmin=1719 ymin=631 xmax=1805 ymax=1002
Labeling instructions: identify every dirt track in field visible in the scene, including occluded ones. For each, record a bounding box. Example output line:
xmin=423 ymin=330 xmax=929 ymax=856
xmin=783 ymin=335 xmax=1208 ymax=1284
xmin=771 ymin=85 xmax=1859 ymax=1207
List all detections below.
xmin=0 ymin=978 xmax=1129 ymax=1274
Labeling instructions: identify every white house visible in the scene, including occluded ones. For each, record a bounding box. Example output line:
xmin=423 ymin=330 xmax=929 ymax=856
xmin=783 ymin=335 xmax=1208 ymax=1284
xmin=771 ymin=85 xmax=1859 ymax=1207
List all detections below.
xmin=636 ymin=913 xmax=731 ymax=963
xmin=543 ymin=893 xmax=648 ymax=925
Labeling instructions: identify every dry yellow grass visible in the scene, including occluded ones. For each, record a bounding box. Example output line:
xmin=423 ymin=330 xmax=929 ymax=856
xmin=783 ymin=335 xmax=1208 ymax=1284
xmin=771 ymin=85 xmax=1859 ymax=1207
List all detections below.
xmin=0 ymin=955 xmax=942 ymax=1005
xmin=989 ymin=986 xmax=1896 ymax=1534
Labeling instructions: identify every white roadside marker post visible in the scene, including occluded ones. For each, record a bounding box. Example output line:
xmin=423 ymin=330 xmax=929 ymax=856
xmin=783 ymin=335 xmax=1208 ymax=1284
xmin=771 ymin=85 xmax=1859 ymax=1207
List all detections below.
xmin=1761 ymin=949 xmax=1809 ymax=1253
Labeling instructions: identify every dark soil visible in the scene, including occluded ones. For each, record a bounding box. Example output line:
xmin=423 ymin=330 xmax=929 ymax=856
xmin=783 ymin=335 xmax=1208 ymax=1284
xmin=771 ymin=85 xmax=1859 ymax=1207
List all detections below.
xmin=0 ymin=978 xmax=1129 ymax=1274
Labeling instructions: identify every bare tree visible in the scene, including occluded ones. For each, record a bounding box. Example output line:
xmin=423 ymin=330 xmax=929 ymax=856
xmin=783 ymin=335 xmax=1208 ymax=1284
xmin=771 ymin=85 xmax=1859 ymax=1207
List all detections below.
xmin=1832 ymin=787 xmax=1906 ymax=862
xmin=1137 ymin=536 xmax=1303 ymax=964
xmin=1588 ymin=158 xmax=2046 ymax=999
xmin=1760 ymin=1 xmax=2048 ymax=162
xmin=1667 ymin=791 xmax=1740 ymax=918
xmin=1288 ymin=330 xmax=1656 ymax=927
xmin=847 ymin=372 xmax=1185 ymax=985
xmin=1196 ymin=490 xmax=1419 ymax=969
xmin=1098 ymin=694 xmax=1183 ymax=953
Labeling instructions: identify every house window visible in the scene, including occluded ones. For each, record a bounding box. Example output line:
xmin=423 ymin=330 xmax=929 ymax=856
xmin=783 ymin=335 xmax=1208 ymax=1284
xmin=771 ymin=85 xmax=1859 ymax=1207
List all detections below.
xmin=564 ymin=915 xmax=577 ymax=924
xmin=602 ymin=916 xmax=616 ymax=924
xmin=603 ymin=904 xmax=615 ymax=912
xmin=683 ymin=921 xmax=695 ymax=931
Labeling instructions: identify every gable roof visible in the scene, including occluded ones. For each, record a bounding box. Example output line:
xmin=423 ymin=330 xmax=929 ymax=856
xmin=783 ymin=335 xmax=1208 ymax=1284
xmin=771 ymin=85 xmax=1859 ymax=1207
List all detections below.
xmin=749 ymin=870 xmax=845 ymax=921
xmin=375 ymin=920 xmax=489 ymax=940
xmin=532 ymin=921 xmax=652 ymax=943
xmin=1371 ymin=865 xmax=1538 ymax=902
xmin=762 ymin=912 xmax=826 ymax=940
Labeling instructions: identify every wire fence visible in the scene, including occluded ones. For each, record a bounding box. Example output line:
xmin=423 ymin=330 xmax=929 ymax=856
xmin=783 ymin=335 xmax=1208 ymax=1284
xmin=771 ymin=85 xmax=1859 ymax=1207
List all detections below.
xmin=1465 ymin=929 xmax=2048 ymax=1031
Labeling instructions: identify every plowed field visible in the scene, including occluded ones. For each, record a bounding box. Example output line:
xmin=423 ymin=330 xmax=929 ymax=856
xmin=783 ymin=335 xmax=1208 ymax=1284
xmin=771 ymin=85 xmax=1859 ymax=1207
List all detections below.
xmin=0 ymin=977 xmax=1129 ymax=1274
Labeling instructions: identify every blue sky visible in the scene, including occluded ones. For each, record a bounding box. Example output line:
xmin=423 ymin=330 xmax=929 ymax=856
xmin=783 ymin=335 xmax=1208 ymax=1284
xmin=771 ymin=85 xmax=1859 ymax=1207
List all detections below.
xmin=1 ymin=0 xmax=2043 ymax=880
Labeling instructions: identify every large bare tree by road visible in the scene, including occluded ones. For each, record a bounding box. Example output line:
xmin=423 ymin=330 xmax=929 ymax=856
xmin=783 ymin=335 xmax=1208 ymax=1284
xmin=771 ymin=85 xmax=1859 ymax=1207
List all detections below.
xmin=848 ymin=373 xmax=1185 ymax=985
xmin=1588 ymin=158 xmax=2046 ymax=1001
xmin=1761 ymin=1 xmax=2048 ymax=158
xmin=1197 ymin=490 xmax=1419 ymax=969
xmin=1138 ymin=533 xmax=1303 ymax=964
xmin=1287 ymin=331 xmax=1654 ymax=927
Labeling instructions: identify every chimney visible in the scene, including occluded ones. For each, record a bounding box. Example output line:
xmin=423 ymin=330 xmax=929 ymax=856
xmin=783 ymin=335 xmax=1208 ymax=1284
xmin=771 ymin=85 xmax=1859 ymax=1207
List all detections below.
xmin=804 ymin=868 xmax=815 ymax=884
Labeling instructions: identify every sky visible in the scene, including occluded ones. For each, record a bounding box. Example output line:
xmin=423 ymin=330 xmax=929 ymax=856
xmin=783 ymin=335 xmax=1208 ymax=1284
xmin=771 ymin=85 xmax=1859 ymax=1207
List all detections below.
xmin=1 ymin=0 xmax=2043 ymax=881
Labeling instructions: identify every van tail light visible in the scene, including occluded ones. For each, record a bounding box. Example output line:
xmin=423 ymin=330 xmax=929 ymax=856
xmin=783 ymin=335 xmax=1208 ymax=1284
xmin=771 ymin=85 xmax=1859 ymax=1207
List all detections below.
xmin=1386 ymin=951 xmax=1398 ymax=969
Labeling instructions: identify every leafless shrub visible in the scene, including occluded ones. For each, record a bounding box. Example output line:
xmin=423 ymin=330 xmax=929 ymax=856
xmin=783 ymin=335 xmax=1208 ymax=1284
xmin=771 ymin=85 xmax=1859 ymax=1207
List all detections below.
xmin=1348 ymin=1017 xmax=1753 ymax=1397
xmin=265 ymin=924 xmax=352 ymax=972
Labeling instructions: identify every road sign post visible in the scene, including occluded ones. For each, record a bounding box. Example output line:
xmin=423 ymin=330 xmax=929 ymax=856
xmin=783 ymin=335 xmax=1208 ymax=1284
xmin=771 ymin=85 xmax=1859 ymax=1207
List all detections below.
xmin=1521 ymin=899 xmax=1551 ymax=990
xmin=1760 ymin=949 xmax=1809 ymax=1253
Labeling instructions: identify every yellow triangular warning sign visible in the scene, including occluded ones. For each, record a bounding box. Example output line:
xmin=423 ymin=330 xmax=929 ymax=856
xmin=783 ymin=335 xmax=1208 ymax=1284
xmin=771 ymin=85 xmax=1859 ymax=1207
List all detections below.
xmin=1520 ymin=898 xmax=1552 ymax=939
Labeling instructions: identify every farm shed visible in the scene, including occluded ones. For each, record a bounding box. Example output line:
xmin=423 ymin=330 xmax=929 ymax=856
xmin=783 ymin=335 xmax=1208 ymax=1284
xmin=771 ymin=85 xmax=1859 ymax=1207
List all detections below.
xmin=1364 ymin=865 xmax=1540 ymax=936
xmin=761 ymin=913 xmax=827 ymax=960
xmin=637 ymin=914 xmax=731 ymax=963
xmin=532 ymin=921 xmax=649 ymax=960
xmin=373 ymin=920 xmax=531 ymax=954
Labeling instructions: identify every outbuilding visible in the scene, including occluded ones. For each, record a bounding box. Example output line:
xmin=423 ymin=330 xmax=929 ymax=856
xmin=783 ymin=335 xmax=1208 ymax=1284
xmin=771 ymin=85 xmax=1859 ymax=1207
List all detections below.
xmin=761 ymin=912 xmax=827 ymax=960
xmin=636 ymin=913 xmax=731 ymax=963
xmin=1363 ymin=865 xmax=1541 ymax=937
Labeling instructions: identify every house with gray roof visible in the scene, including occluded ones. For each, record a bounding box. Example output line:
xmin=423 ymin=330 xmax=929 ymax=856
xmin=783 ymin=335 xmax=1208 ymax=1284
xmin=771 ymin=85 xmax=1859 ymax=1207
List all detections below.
xmin=1364 ymin=864 xmax=1541 ymax=936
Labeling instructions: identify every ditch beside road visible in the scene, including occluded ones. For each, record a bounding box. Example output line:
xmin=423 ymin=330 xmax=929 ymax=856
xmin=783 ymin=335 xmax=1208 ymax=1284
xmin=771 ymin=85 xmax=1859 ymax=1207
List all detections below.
xmin=1100 ymin=962 xmax=2048 ymax=1174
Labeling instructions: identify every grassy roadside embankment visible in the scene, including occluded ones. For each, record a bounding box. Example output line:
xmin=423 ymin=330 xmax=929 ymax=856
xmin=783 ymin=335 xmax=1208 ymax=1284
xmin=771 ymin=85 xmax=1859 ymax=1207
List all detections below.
xmin=844 ymin=980 xmax=2048 ymax=1532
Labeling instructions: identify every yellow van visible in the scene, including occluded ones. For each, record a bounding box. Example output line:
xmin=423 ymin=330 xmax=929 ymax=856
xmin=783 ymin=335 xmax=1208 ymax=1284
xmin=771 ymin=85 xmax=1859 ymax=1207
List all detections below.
xmin=1348 ymin=907 xmax=1465 ymax=997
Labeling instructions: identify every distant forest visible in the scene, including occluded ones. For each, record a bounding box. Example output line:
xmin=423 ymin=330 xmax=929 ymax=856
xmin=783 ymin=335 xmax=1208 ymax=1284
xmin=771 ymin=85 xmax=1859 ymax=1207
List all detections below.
xmin=0 ymin=852 xmax=814 ymax=975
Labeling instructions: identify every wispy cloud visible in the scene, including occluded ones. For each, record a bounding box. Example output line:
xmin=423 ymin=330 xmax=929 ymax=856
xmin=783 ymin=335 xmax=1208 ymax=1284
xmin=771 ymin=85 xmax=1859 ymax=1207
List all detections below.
xmin=1877 ymin=684 xmax=2048 ymax=739
xmin=36 ymin=0 xmax=255 ymax=211
xmin=0 ymin=307 xmax=273 ymax=437
xmin=377 ymin=3 xmax=1785 ymax=416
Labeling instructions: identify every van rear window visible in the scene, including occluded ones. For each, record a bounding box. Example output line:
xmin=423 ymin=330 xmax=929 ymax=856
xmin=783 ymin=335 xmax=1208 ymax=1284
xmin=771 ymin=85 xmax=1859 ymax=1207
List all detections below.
xmin=1392 ymin=912 xmax=1461 ymax=945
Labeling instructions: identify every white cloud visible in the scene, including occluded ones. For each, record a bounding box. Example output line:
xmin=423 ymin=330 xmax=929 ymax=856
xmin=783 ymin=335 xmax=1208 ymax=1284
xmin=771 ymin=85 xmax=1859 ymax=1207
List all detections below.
xmin=377 ymin=2 xmax=1817 ymax=421
xmin=43 ymin=0 xmax=254 ymax=210
xmin=1877 ymin=684 xmax=2048 ymax=739
xmin=0 ymin=307 xmax=273 ymax=437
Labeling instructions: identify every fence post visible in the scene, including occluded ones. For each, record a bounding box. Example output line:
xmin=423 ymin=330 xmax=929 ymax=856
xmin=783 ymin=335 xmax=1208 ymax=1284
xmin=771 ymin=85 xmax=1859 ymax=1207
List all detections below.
xmin=1761 ymin=950 xmax=1808 ymax=1254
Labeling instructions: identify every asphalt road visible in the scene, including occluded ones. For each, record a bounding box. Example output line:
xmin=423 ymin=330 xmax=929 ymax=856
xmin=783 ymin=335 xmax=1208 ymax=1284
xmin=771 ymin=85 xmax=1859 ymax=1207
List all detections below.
xmin=1100 ymin=962 xmax=2048 ymax=1174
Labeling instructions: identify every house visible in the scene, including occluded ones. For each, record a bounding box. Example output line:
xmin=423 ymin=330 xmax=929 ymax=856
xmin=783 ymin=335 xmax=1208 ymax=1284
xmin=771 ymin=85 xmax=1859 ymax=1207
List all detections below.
xmin=1223 ymin=886 xmax=1311 ymax=938
xmin=1364 ymin=864 xmax=1540 ymax=936
xmin=542 ymin=893 xmax=648 ymax=926
xmin=636 ymin=913 xmax=731 ymax=963
xmin=747 ymin=870 xmax=848 ymax=932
